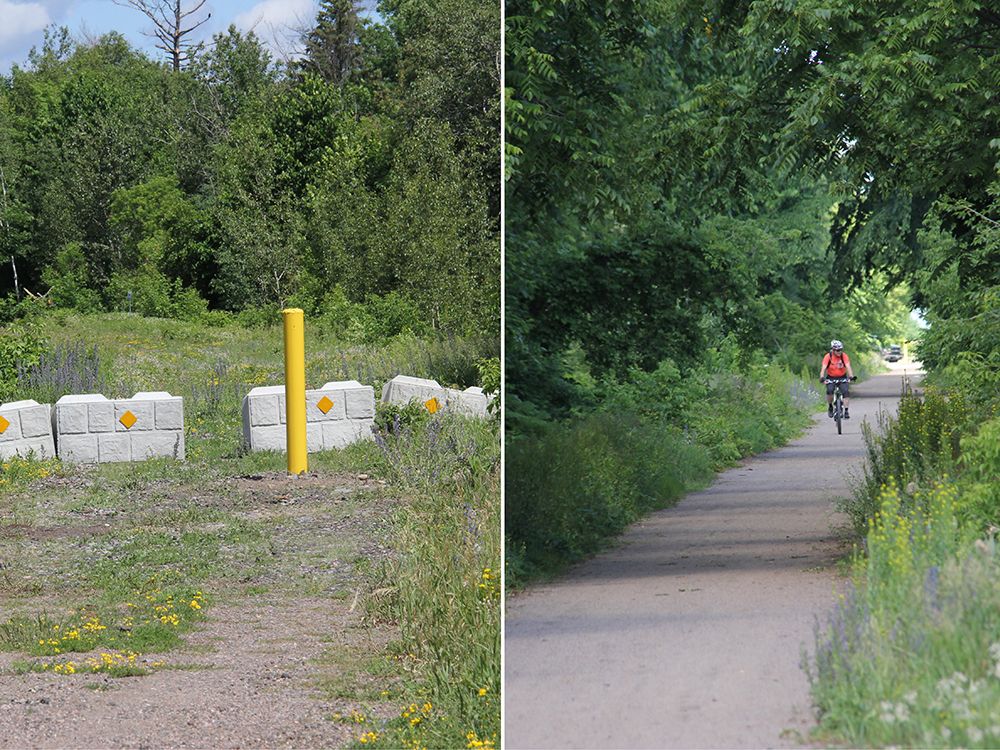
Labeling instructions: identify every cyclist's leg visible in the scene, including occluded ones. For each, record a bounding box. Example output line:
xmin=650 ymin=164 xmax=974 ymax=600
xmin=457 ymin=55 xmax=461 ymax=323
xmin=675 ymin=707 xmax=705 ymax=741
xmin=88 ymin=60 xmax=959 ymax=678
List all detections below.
xmin=826 ymin=382 xmax=835 ymax=415
xmin=842 ymin=382 xmax=850 ymax=417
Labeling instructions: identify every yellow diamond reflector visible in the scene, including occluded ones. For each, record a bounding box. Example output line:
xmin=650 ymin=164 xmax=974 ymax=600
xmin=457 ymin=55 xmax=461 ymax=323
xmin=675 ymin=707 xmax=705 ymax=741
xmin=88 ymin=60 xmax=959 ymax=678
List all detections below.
xmin=424 ymin=397 xmax=440 ymax=414
xmin=0 ymin=415 xmax=8 ymax=434
xmin=119 ymin=410 xmax=137 ymax=430
xmin=317 ymin=396 xmax=334 ymax=414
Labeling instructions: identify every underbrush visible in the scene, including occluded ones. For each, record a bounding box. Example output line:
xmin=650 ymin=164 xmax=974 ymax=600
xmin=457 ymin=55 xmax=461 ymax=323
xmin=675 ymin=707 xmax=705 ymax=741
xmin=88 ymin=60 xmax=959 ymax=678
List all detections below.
xmin=809 ymin=378 xmax=1000 ymax=747
xmin=505 ymin=354 xmax=812 ymax=585
xmin=351 ymin=413 xmax=500 ymax=749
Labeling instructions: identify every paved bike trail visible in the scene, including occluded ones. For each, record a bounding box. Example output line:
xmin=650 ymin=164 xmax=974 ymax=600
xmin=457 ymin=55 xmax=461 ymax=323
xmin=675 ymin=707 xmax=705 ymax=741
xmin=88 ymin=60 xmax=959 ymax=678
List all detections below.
xmin=504 ymin=372 xmax=915 ymax=749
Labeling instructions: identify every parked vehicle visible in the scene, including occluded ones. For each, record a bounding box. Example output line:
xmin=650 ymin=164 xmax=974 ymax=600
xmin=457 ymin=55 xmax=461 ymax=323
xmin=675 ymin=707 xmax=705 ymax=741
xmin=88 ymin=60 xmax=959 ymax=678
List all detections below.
xmin=885 ymin=344 xmax=903 ymax=362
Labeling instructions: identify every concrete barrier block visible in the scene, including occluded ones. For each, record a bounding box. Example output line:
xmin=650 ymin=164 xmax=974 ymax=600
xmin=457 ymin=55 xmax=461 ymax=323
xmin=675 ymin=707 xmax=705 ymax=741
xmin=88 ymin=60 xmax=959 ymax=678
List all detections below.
xmin=307 ymin=423 xmax=323 ymax=452
xmin=0 ymin=410 xmax=23 ymax=442
xmin=154 ymin=399 xmax=184 ymax=430
xmin=307 ymin=390 xmax=346 ymax=422
xmin=55 ymin=392 xmax=184 ymax=463
xmin=0 ymin=400 xmax=56 ymax=459
xmin=324 ymin=381 xmax=376 ymax=420
xmin=381 ymin=375 xmax=490 ymax=418
xmin=381 ymin=375 xmax=448 ymax=407
xmin=323 ymin=419 xmax=374 ymax=449
xmin=57 ymin=400 xmax=93 ymax=434
xmin=58 ymin=434 xmax=99 ymax=463
xmin=132 ymin=430 xmax=184 ymax=461
xmin=98 ymin=433 xmax=131 ymax=463
xmin=448 ymin=386 xmax=491 ymax=418
xmin=115 ymin=401 xmax=154 ymax=431
xmin=250 ymin=425 xmax=287 ymax=452
xmin=243 ymin=381 xmax=376 ymax=453
xmin=88 ymin=401 xmax=115 ymax=433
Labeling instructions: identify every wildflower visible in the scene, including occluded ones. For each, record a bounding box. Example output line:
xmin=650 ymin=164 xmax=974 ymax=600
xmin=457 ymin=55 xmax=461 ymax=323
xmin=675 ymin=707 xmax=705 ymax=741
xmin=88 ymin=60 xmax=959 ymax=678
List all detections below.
xmin=478 ymin=687 xmax=488 ymax=697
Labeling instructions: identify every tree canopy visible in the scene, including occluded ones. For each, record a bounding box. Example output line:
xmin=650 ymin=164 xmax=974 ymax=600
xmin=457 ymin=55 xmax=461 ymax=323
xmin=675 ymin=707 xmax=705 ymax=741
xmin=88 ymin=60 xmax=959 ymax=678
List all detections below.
xmin=0 ymin=0 xmax=499 ymax=342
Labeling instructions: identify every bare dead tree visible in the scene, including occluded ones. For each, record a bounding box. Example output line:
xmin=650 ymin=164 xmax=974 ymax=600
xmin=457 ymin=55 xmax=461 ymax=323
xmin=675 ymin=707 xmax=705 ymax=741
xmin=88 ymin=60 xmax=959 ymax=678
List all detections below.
xmin=113 ymin=0 xmax=212 ymax=71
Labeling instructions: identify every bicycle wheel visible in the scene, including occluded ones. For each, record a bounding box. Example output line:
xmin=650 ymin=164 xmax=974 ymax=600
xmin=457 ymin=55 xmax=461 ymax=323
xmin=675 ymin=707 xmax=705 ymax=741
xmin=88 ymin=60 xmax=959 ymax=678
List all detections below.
xmin=834 ymin=393 xmax=842 ymax=434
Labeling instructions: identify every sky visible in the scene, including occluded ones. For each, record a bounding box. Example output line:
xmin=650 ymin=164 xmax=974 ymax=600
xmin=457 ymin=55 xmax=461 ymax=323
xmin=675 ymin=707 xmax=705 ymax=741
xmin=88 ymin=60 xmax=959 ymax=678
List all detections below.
xmin=0 ymin=0 xmax=324 ymax=73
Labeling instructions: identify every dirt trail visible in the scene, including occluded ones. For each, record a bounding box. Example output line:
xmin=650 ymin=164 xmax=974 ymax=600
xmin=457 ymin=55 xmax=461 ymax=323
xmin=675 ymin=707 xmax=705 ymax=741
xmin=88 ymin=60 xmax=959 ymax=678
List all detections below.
xmin=0 ymin=598 xmax=368 ymax=749
xmin=504 ymin=370 xmax=917 ymax=749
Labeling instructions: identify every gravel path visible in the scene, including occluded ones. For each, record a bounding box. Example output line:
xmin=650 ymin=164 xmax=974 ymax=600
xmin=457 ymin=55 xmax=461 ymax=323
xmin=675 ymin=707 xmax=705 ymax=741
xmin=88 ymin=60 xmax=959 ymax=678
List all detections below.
xmin=504 ymin=371 xmax=915 ymax=749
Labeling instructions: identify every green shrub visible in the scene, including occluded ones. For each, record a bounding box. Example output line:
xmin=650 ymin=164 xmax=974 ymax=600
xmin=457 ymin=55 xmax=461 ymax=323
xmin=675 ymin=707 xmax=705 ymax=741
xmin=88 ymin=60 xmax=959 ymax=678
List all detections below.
xmin=505 ymin=412 xmax=714 ymax=582
xmin=373 ymin=399 xmax=431 ymax=433
xmin=40 ymin=244 xmax=103 ymax=313
xmin=845 ymin=386 xmax=969 ymax=535
xmin=0 ymin=320 xmax=48 ymax=398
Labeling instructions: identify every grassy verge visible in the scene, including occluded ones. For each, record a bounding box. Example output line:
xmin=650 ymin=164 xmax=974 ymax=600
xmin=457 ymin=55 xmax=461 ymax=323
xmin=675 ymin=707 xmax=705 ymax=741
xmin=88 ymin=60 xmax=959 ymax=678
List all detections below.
xmin=808 ymin=380 xmax=1000 ymax=747
xmin=331 ymin=413 xmax=500 ymax=750
xmin=505 ymin=355 xmax=814 ymax=585
xmin=1 ymin=311 xmax=500 ymax=746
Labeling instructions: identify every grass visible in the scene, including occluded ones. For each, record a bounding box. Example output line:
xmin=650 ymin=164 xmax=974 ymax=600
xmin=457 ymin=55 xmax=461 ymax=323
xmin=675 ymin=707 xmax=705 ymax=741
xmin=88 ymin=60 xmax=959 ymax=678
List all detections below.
xmin=0 ymin=310 xmax=500 ymax=744
xmin=330 ymin=413 xmax=501 ymax=750
xmin=808 ymin=382 xmax=1000 ymax=747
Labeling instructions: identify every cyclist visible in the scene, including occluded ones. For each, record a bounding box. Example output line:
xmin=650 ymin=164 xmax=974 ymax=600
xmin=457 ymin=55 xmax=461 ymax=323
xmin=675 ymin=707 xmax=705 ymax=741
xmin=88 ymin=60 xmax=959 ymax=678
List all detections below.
xmin=820 ymin=339 xmax=855 ymax=419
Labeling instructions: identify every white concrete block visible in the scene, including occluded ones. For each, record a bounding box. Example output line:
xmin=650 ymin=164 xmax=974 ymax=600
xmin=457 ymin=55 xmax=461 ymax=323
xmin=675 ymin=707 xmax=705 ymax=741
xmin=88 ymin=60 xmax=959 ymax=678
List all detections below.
xmin=448 ymin=386 xmax=491 ymax=418
xmin=59 ymin=434 xmax=99 ymax=463
xmin=20 ymin=404 xmax=52 ymax=439
xmin=132 ymin=430 xmax=184 ymax=460
xmin=0 ymin=401 xmax=56 ymax=459
xmin=243 ymin=381 xmax=376 ymax=453
xmin=307 ymin=423 xmax=323 ymax=453
xmin=154 ymin=399 xmax=184 ymax=430
xmin=115 ymin=401 xmax=154 ymax=431
xmin=381 ymin=375 xmax=448 ymax=406
xmin=98 ymin=433 xmax=131 ymax=463
xmin=0 ymin=410 xmax=23 ymax=442
xmin=307 ymin=390 xmax=346 ymax=421
xmin=88 ymin=401 xmax=115 ymax=433
xmin=322 ymin=419 xmax=374 ymax=448
xmin=54 ymin=392 xmax=184 ymax=463
xmin=57 ymin=401 xmax=90 ymax=434
xmin=381 ymin=375 xmax=492 ymax=417
xmin=251 ymin=425 xmax=287 ymax=452
xmin=251 ymin=394 xmax=280 ymax=427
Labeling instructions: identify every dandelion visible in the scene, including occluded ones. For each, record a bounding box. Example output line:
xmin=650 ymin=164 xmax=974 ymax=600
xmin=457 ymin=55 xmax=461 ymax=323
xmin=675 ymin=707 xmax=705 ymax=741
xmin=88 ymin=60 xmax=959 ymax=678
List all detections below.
xmin=478 ymin=688 xmax=488 ymax=697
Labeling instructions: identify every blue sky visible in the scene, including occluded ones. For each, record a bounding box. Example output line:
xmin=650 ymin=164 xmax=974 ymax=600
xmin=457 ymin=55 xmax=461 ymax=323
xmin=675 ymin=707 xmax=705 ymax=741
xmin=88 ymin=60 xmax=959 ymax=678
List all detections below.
xmin=1 ymin=0 xmax=324 ymax=73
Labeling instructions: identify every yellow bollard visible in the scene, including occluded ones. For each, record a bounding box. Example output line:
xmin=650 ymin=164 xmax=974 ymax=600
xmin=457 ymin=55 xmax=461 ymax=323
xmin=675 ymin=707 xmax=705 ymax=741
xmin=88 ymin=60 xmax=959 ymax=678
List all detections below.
xmin=282 ymin=308 xmax=307 ymax=475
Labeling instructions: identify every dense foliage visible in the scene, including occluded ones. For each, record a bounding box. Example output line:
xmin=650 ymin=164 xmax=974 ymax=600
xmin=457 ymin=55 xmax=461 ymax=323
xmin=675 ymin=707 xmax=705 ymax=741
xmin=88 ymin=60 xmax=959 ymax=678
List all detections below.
xmin=505 ymin=0 xmax=996 ymax=588
xmin=0 ymin=0 xmax=499 ymax=340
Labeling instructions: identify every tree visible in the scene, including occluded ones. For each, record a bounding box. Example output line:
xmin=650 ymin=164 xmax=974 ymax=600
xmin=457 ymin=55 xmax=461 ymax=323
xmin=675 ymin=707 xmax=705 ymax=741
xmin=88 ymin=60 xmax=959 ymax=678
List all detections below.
xmin=300 ymin=0 xmax=363 ymax=85
xmin=113 ymin=0 xmax=211 ymax=71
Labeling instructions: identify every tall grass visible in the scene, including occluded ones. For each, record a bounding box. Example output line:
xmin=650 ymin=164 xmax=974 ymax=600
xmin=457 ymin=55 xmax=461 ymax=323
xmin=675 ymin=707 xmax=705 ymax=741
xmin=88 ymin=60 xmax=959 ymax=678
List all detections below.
xmin=360 ymin=414 xmax=500 ymax=748
xmin=809 ymin=380 xmax=1000 ymax=747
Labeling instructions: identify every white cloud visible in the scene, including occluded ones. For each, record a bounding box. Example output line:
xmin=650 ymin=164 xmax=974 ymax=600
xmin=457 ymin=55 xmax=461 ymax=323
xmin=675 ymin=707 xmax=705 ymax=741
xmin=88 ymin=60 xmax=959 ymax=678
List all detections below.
xmin=233 ymin=0 xmax=314 ymax=59
xmin=0 ymin=0 xmax=51 ymax=48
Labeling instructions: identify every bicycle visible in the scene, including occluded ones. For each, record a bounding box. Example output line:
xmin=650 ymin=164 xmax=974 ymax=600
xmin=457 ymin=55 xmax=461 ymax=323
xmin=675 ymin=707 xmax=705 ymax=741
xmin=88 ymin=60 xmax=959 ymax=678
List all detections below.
xmin=823 ymin=376 xmax=857 ymax=434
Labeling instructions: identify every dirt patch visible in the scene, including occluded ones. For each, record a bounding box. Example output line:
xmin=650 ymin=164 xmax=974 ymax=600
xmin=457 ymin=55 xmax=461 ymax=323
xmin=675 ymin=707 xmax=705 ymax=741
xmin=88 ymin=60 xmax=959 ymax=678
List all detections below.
xmin=0 ymin=467 xmax=402 ymax=749
xmin=0 ymin=598 xmax=392 ymax=749
xmin=0 ymin=524 xmax=111 ymax=541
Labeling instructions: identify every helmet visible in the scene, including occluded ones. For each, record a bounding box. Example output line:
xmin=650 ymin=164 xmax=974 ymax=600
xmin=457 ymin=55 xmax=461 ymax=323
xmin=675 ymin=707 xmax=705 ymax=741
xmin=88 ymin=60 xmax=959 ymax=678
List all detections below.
xmin=830 ymin=339 xmax=844 ymax=351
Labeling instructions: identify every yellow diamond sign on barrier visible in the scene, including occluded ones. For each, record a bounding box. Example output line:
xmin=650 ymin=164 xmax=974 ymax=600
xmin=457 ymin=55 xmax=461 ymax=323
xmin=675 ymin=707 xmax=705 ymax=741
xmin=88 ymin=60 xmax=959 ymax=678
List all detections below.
xmin=0 ymin=415 xmax=8 ymax=434
xmin=119 ymin=410 xmax=137 ymax=430
xmin=317 ymin=396 xmax=334 ymax=414
xmin=424 ymin=397 xmax=440 ymax=415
